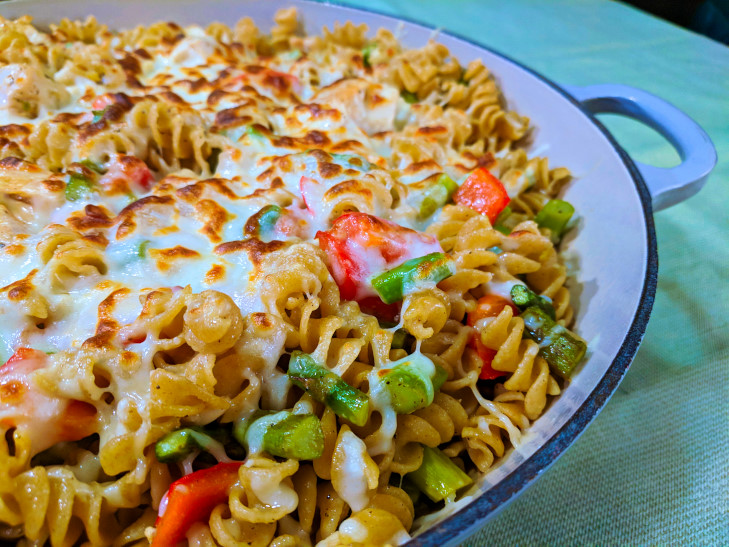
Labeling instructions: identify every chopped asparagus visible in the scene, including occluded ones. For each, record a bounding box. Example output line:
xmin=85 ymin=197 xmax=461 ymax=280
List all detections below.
xmin=371 ymin=252 xmax=456 ymax=305
xmin=401 ymin=90 xmax=418 ymax=104
xmin=377 ymin=353 xmax=441 ymax=414
xmin=407 ymin=445 xmax=472 ymax=502
xmin=520 ymin=306 xmax=587 ymax=378
xmin=493 ymin=205 xmax=512 ymax=234
xmin=137 ymin=240 xmax=151 ymax=259
xmin=432 ymin=365 xmax=448 ymax=391
xmin=234 ymin=411 xmax=324 ymax=460
xmin=391 ymin=328 xmax=413 ymax=350
xmin=510 ymin=284 xmax=556 ymax=320
xmin=80 ymin=159 xmax=105 ymax=174
xmin=65 ymin=173 xmax=94 ymax=202
xmin=155 ymin=427 xmax=217 ymax=463
xmin=264 ymin=414 xmax=324 ymax=459
xmin=362 ymin=43 xmax=376 ymax=68
xmin=288 ymin=351 xmax=370 ymax=426
xmin=417 ymin=174 xmax=459 ymax=220
xmin=535 ymin=199 xmax=575 ymax=243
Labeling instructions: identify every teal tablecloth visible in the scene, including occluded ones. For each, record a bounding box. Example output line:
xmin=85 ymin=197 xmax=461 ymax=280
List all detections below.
xmin=326 ymin=0 xmax=729 ymax=543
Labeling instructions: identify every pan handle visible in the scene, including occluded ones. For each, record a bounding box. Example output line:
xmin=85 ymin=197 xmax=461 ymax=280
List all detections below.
xmin=563 ymin=84 xmax=717 ymax=211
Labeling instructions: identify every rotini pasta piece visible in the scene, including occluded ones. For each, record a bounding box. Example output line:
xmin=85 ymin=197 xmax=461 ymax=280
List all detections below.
xmin=38 ymin=225 xmax=108 ymax=291
xmin=400 ymin=288 xmax=450 ymax=340
xmin=367 ymin=484 xmax=414 ymax=532
xmin=50 ymin=16 xmax=110 ymax=44
xmin=229 ymin=457 xmax=299 ymax=524
xmin=208 ymin=504 xmax=276 ymax=547
xmin=317 ymin=507 xmax=409 ymax=547
xmin=7 ymin=448 xmax=150 ymax=547
xmin=315 ymin=482 xmax=348 ymax=542
xmin=323 ymin=21 xmax=368 ymax=49
xmin=183 ymin=290 xmax=244 ymax=354
xmin=270 ymin=7 xmax=300 ymax=52
xmin=82 ymin=98 xmax=215 ymax=176
xmin=116 ymin=21 xmax=185 ymax=49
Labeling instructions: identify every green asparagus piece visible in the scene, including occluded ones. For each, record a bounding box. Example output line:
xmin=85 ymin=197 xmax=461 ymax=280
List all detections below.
xmin=65 ymin=173 xmax=94 ymax=202
xmin=246 ymin=204 xmax=282 ymax=239
xmin=264 ymin=414 xmax=324 ymax=459
xmin=432 ymin=365 xmax=448 ymax=392
xmin=535 ymin=199 xmax=575 ymax=243
xmin=379 ymin=367 xmax=431 ymax=414
xmin=137 ymin=240 xmax=151 ymax=259
xmin=401 ymin=90 xmax=418 ymax=104
xmin=362 ymin=43 xmax=376 ymax=69
xmin=493 ymin=205 xmax=512 ymax=234
xmin=91 ymin=107 xmax=108 ymax=123
xmin=510 ymin=284 xmax=556 ymax=320
xmin=371 ymin=252 xmax=456 ymax=305
xmin=407 ymin=445 xmax=472 ymax=502
xmin=234 ymin=411 xmax=324 ymax=460
xmin=80 ymin=159 xmax=105 ymax=174
xmin=417 ymin=174 xmax=459 ymax=220
xmin=288 ymin=351 xmax=370 ymax=426
xmin=401 ymin=478 xmax=422 ymax=506
xmin=246 ymin=125 xmax=264 ymax=138
xmin=377 ymin=353 xmax=440 ymax=414
xmin=520 ymin=306 xmax=587 ymax=378
xmin=330 ymin=153 xmax=371 ymax=171
xmin=155 ymin=427 xmax=217 ymax=463
xmin=391 ymin=328 xmax=413 ymax=350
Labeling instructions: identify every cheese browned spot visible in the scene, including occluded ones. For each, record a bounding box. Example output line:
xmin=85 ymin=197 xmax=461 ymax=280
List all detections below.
xmin=195 ymin=199 xmax=229 ymax=242
xmin=3 ymin=269 xmax=37 ymax=301
xmin=95 ymin=288 xmax=131 ymax=336
xmin=68 ymin=205 xmax=115 ymax=231
xmin=325 ymin=179 xmax=372 ymax=200
xmin=214 ymin=238 xmax=285 ymax=266
xmin=149 ymin=245 xmax=200 ymax=272
xmin=116 ymin=195 xmax=175 ymax=239
xmin=205 ymin=264 xmax=225 ymax=284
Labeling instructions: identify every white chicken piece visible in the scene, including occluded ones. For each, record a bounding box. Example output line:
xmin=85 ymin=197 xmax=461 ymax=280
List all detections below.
xmin=314 ymin=77 xmax=399 ymax=135
xmin=0 ymin=63 xmax=70 ymax=119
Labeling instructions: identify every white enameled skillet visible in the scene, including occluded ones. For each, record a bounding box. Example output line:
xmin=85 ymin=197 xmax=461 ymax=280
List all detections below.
xmin=0 ymin=0 xmax=717 ymax=544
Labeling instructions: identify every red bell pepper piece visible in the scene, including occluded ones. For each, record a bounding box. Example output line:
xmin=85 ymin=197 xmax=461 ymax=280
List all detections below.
xmin=316 ymin=212 xmax=443 ymax=304
xmin=100 ymin=154 xmax=155 ymax=194
xmin=299 ymin=175 xmax=324 ymax=216
xmin=453 ymin=168 xmax=510 ymax=224
xmin=358 ymin=296 xmax=401 ymax=324
xmin=467 ymin=295 xmax=519 ymax=380
xmin=1 ymin=348 xmax=97 ymax=454
xmin=152 ymin=462 xmax=243 ymax=546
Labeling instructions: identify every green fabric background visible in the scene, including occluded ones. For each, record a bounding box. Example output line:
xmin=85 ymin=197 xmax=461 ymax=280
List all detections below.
xmin=319 ymin=0 xmax=729 ymax=543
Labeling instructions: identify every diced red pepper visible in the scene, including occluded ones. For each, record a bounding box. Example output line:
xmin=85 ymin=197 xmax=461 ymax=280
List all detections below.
xmin=299 ymin=175 xmax=322 ymax=216
xmin=1 ymin=348 xmax=97 ymax=453
xmin=467 ymin=295 xmax=519 ymax=380
xmin=91 ymin=94 xmax=117 ymax=111
xmin=453 ymin=168 xmax=510 ymax=224
xmin=358 ymin=296 xmax=401 ymax=324
xmin=152 ymin=462 xmax=243 ymax=547
xmin=316 ymin=212 xmax=443 ymax=303
xmin=100 ymin=154 xmax=155 ymax=195
xmin=3 ymin=347 xmax=45 ymax=368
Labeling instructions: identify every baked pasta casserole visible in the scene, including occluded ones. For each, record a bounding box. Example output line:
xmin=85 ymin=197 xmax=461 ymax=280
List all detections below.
xmin=0 ymin=8 xmax=586 ymax=546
